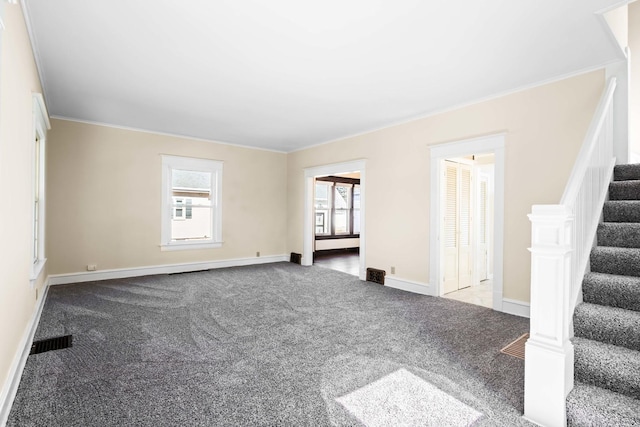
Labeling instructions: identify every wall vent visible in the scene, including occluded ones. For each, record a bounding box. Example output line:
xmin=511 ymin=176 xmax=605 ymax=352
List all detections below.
xmin=290 ymin=252 xmax=302 ymax=264
xmin=30 ymin=335 xmax=73 ymax=355
xmin=366 ymin=268 xmax=386 ymax=285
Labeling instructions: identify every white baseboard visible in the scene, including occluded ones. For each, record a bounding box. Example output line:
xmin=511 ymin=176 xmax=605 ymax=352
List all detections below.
xmin=385 ymin=276 xmax=434 ymax=296
xmin=48 ymin=255 xmax=289 ymax=286
xmin=0 ymin=280 xmax=50 ymax=427
xmin=502 ymin=298 xmax=530 ymax=318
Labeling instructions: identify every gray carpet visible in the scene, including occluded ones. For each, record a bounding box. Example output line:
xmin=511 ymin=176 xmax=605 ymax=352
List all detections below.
xmin=8 ymin=263 xmax=532 ymax=426
xmin=567 ymin=163 xmax=640 ymax=426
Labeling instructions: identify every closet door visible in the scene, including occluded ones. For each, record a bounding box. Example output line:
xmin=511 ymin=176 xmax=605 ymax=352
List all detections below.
xmin=442 ymin=161 xmax=472 ymax=293
xmin=457 ymin=164 xmax=472 ymax=290
xmin=477 ymin=177 xmax=489 ymax=281
xmin=443 ymin=161 xmax=459 ymax=294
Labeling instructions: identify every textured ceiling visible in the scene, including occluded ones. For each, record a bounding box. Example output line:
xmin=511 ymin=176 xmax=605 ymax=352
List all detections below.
xmin=23 ymin=0 xmax=627 ymax=152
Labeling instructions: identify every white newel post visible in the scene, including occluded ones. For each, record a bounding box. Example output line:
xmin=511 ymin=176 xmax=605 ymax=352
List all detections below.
xmin=524 ymin=205 xmax=574 ymax=427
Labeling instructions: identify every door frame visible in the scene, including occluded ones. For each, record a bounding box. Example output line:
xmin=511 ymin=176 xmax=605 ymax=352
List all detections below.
xmin=303 ymin=160 xmax=366 ymax=280
xmin=429 ymin=134 xmax=505 ymax=310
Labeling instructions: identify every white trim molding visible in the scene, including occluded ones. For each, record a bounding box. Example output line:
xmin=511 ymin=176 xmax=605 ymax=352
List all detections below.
xmin=0 ymin=280 xmax=49 ymax=427
xmin=48 ymin=255 xmax=288 ymax=285
xmin=429 ymin=133 xmax=506 ymax=311
xmin=501 ymin=298 xmax=530 ymax=318
xmin=303 ymin=160 xmax=366 ymax=280
xmin=385 ymin=276 xmax=433 ymax=296
xmin=30 ymin=93 xmax=49 ymax=286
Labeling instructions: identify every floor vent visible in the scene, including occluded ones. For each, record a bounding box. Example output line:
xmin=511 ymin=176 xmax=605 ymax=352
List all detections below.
xmin=500 ymin=333 xmax=528 ymax=360
xmin=30 ymin=335 xmax=73 ymax=355
xmin=168 ymin=269 xmax=209 ymax=275
xmin=366 ymin=268 xmax=386 ymax=285
xmin=290 ymin=252 xmax=302 ymax=264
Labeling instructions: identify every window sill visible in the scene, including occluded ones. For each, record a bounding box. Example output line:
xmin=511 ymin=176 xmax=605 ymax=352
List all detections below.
xmin=30 ymin=258 xmax=47 ymax=284
xmin=315 ymin=234 xmax=360 ymax=240
xmin=161 ymin=241 xmax=223 ymax=251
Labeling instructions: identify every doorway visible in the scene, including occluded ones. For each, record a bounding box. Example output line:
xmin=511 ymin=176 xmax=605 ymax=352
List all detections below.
xmin=429 ymin=134 xmax=505 ymax=311
xmin=303 ymin=160 xmax=366 ymax=280
xmin=441 ymin=155 xmax=495 ymax=308
xmin=312 ymin=172 xmax=361 ymax=276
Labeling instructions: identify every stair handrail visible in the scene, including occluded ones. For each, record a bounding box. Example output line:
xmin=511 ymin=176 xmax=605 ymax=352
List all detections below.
xmin=524 ymin=77 xmax=617 ymax=427
xmin=561 ymin=78 xmax=617 ymax=205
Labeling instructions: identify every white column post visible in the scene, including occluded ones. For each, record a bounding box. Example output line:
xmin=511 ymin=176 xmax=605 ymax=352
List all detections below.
xmin=524 ymin=205 xmax=574 ymax=427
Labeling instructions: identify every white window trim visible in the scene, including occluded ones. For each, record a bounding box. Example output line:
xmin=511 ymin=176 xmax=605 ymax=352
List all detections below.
xmin=161 ymin=155 xmax=223 ymax=251
xmin=31 ymin=93 xmax=50 ymax=284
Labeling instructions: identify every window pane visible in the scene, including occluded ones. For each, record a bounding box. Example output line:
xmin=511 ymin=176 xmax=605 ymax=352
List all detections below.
xmin=315 ymin=182 xmax=330 ymax=209
xmin=172 ymin=169 xmax=211 ymax=191
xmin=335 ymin=210 xmax=349 ymax=234
xmin=171 ymin=206 xmax=212 ymax=241
xmin=315 ymin=211 xmax=329 ymax=234
xmin=353 ymin=186 xmax=360 ymax=209
xmin=353 ymin=209 xmax=360 ymax=234
xmin=335 ymin=185 xmax=350 ymax=209
xmin=315 ymin=182 xmax=331 ymax=234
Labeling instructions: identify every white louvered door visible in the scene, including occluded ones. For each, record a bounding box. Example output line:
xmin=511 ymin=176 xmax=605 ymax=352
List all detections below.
xmin=443 ymin=160 xmax=472 ymax=293
xmin=477 ymin=177 xmax=489 ymax=281
xmin=443 ymin=161 xmax=459 ymax=294
xmin=458 ymin=165 xmax=472 ymax=289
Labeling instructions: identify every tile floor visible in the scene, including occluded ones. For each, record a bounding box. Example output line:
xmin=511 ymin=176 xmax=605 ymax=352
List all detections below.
xmin=443 ymin=280 xmax=493 ymax=309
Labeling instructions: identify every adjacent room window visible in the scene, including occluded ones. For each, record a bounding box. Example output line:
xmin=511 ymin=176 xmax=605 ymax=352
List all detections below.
xmin=314 ymin=177 xmax=360 ymax=237
xmin=161 ymin=155 xmax=223 ymax=250
xmin=314 ymin=181 xmax=331 ymax=235
xmin=31 ymin=93 xmax=49 ymax=282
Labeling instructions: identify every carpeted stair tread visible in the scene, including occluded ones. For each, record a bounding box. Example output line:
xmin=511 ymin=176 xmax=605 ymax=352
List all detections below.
xmin=573 ymin=303 xmax=640 ymax=351
xmin=604 ymin=201 xmax=640 ymax=222
xmin=572 ymin=337 xmax=640 ymax=399
xmin=567 ymin=381 xmax=640 ymax=427
xmin=583 ymin=272 xmax=640 ymax=312
xmin=590 ymin=246 xmax=640 ymax=277
xmin=614 ymin=163 xmax=640 ymax=182
xmin=597 ymin=223 xmax=640 ymax=248
xmin=609 ymin=180 xmax=640 ymax=201
xmin=613 ymin=163 xmax=640 ymax=182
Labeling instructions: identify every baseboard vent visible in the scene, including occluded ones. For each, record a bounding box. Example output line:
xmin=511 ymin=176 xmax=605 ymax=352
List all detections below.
xmin=500 ymin=333 xmax=528 ymax=360
xmin=30 ymin=335 xmax=73 ymax=355
xmin=168 ymin=269 xmax=209 ymax=275
xmin=290 ymin=252 xmax=302 ymax=264
xmin=366 ymin=268 xmax=386 ymax=285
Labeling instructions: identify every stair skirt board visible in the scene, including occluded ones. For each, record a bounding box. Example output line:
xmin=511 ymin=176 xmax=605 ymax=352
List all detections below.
xmin=567 ymin=163 xmax=640 ymax=427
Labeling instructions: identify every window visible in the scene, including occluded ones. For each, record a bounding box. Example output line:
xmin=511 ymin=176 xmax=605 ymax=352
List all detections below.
xmin=31 ymin=93 xmax=49 ymax=282
xmin=314 ymin=177 xmax=360 ymax=237
xmin=161 ymin=155 xmax=223 ymax=250
xmin=314 ymin=181 xmax=331 ymax=235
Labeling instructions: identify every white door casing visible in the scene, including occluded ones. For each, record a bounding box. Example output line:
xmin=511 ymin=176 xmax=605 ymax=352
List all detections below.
xmin=303 ymin=160 xmax=366 ymax=280
xmin=430 ymin=134 xmax=505 ymax=311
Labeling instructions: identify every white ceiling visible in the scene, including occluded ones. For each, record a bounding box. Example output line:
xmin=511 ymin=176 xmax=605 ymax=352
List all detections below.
xmin=23 ymin=0 xmax=626 ymax=152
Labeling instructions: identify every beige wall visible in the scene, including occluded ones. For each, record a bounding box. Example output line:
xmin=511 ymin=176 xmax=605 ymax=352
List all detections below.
xmin=46 ymin=119 xmax=287 ymax=274
xmin=0 ymin=2 xmax=47 ymax=404
xmin=287 ymin=70 xmax=605 ymax=302
xmin=630 ymin=1 xmax=640 ymax=160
